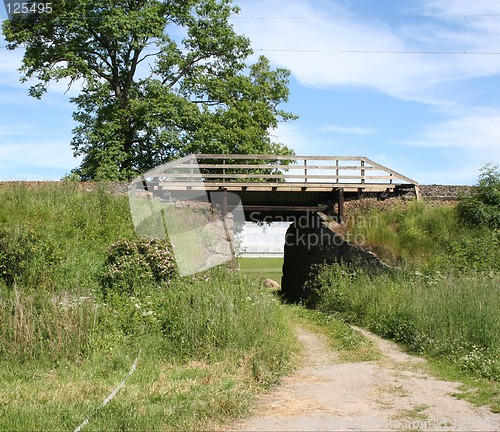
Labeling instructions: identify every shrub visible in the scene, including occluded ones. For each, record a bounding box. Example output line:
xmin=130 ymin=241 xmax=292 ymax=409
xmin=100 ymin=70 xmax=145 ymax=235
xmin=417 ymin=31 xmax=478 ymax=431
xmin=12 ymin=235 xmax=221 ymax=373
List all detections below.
xmin=447 ymin=229 xmax=500 ymax=272
xmin=457 ymin=163 xmax=500 ymax=229
xmin=0 ymin=223 xmax=61 ymax=289
xmin=101 ymin=238 xmax=177 ymax=296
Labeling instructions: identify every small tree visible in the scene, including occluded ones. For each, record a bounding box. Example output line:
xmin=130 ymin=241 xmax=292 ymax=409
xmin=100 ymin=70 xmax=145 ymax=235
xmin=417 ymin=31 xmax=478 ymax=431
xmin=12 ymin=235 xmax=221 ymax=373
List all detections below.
xmin=457 ymin=163 xmax=500 ymax=229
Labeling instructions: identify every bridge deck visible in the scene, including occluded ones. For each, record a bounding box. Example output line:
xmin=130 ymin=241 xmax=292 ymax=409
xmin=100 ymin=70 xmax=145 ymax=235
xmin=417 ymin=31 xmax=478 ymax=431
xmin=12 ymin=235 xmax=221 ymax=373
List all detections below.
xmin=131 ymin=154 xmax=419 ymax=221
xmin=159 ymin=182 xmax=402 ymax=192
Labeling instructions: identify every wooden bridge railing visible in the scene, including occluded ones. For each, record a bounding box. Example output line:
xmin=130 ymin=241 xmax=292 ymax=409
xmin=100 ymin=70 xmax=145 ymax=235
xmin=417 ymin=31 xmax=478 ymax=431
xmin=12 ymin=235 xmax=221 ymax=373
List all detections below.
xmin=135 ymin=154 xmax=419 ymax=194
xmin=192 ymin=154 xmax=418 ymax=186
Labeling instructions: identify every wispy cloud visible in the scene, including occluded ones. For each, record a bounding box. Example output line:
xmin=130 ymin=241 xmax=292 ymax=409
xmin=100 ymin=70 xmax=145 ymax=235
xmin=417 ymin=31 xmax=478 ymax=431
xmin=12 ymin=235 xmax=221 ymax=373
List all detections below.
xmin=0 ymin=36 xmax=25 ymax=89
xmin=0 ymin=34 xmax=83 ymax=96
xmin=404 ymin=110 xmax=500 ymax=155
xmin=234 ymin=0 xmax=500 ymax=105
xmin=0 ymin=140 xmax=79 ymax=170
xmin=321 ymin=125 xmax=376 ymax=135
xmin=418 ymin=0 xmax=500 ymax=15
xmin=402 ymin=109 xmax=500 ymax=183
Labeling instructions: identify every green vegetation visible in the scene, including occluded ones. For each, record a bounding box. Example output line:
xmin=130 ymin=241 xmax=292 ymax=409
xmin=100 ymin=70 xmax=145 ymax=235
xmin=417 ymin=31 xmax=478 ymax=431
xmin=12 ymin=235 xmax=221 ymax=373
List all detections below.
xmin=289 ymin=306 xmax=381 ymax=363
xmin=0 ymin=183 xmax=295 ymax=430
xmin=309 ymin=267 xmax=499 ymax=382
xmin=308 ymin=165 xmax=500 ymax=411
xmin=238 ymin=257 xmax=283 ymax=283
xmin=2 ymin=165 xmax=498 ymax=426
xmin=457 ymin=163 xmax=500 ymax=229
xmin=345 ymin=200 xmax=500 ymax=271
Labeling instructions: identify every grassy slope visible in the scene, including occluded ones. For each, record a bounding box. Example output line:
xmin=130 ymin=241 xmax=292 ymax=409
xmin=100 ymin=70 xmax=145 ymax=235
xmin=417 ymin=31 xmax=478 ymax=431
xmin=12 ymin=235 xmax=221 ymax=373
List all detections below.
xmin=3 ymin=185 xmax=495 ymax=425
xmin=0 ymin=184 xmax=296 ymax=431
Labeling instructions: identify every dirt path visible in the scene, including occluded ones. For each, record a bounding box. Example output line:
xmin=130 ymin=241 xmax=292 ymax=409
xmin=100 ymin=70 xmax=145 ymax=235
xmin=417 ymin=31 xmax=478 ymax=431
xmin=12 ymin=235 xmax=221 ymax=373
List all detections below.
xmin=227 ymin=325 xmax=499 ymax=431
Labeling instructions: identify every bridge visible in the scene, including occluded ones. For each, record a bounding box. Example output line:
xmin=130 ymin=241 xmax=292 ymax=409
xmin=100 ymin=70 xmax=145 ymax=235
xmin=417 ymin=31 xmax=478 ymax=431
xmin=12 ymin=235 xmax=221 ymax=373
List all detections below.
xmin=135 ymin=154 xmax=419 ymax=222
xmin=130 ymin=154 xmax=419 ymax=299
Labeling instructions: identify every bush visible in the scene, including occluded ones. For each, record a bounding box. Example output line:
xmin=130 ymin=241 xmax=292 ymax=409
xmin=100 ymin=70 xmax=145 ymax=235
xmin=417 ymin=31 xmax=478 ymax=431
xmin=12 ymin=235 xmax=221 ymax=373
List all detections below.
xmin=447 ymin=229 xmax=500 ymax=272
xmin=457 ymin=163 xmax=500 ymax=229
xmin=101 ymin=238 xmax=178 ymax=296
xmin=0 ymin=223 xmax=61 ymax=289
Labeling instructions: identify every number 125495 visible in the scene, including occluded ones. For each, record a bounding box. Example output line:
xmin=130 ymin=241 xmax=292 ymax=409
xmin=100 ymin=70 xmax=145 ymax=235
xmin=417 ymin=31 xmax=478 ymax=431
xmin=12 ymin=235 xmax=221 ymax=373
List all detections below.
xmin=6 ymin=2 xmax=52 ymax=14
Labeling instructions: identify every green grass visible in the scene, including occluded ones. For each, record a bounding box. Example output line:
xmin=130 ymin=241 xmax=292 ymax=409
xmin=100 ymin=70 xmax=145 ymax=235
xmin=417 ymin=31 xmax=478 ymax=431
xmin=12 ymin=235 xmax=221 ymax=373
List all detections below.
xmin=288 ymin=305 xmax=381 ymax=363
xmin=238 ymin=257 xmax=283 ymax=284
xmin=0 ymin=182 xmax=134 ymax=292
xmin=345 ymin=200 xmax=500 ymax=272
xmin=0 ymin=346 xmax=288 ymax=431
xmin=0 ymin=267 xmax=296 ymax=431
xmin=310 ymin=266 xmax=499 ymax=381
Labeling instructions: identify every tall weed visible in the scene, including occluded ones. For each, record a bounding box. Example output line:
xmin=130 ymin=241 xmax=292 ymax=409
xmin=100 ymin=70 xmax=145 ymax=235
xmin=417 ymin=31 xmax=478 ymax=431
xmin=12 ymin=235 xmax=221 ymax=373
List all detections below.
xmin=0 ymin=285 xmax=96 ymax=362
xmin=101 ymin=268 xmax=292 ymax=374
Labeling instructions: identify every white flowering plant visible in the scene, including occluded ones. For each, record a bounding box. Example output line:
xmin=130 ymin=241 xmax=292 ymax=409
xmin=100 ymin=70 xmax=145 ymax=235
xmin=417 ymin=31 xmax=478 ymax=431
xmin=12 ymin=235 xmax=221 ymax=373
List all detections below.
xmin=101 ymin=238 xmax=178 ymax=296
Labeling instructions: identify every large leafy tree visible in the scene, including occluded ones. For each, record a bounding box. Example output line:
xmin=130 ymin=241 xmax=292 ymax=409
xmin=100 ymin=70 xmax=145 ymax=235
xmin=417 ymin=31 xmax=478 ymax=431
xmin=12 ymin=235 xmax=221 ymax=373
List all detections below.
xmin=3 ymin=0 xmax=297 ymax=180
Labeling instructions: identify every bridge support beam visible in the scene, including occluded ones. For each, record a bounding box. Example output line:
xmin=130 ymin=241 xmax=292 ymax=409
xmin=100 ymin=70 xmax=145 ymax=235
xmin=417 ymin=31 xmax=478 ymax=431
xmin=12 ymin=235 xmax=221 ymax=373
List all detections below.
xmin=337 ymin=189 xmax=344 ymax=223
xmin=281 ymin=213 xmax=388 ymax=302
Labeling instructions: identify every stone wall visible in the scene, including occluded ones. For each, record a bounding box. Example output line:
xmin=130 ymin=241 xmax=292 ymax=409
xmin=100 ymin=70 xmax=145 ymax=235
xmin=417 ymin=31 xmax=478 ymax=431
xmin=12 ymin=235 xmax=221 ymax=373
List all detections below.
xmin=419 ymin=185 xmax=474 ymax=200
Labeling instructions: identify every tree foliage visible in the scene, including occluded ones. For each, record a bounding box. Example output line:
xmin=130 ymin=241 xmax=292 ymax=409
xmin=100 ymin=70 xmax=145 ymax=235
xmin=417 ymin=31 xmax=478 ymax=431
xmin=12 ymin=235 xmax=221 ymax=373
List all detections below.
xmin=457 ymin=163 xmax=500 ymax=229
xmin=3 ymin=0 xmax=297 ymax=180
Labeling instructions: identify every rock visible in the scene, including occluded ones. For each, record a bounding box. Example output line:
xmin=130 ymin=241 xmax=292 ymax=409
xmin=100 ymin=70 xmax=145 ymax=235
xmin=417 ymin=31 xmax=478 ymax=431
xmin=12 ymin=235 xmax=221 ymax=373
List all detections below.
xmin=262 ymin=278 xmax=280 ymax=288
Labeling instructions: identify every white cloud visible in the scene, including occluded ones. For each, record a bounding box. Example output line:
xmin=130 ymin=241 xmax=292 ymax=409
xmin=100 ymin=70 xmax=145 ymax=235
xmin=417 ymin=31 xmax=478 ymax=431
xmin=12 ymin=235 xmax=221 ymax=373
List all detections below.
xmin=403 ymin=110 xmax=500 ymax=181
xmin=0 ymin=37 xmax=25 ymax=89
xmin=233 ymin=0 xmax=500 ymax=105
xmin=0 ymin=140 xmax=79 ymax=170
xmin=321 ymin=125 xmax=376 ymax=135
xmin=405 ymin=111 xmax=500 ymax=154
xmin=0 ymin=124 xmax=32 ymax=137
xmin=270 ymin=122 xmax=316 ymax=155
xmin=0 ymin=34 xmax=84 ymax=96
xmin=419 ymin=0 xmax=500 ymax=15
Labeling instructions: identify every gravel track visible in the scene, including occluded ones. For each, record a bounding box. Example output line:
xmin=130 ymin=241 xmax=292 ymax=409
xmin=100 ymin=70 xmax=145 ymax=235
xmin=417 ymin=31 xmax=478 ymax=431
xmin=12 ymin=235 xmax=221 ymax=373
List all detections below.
xmin=227 ymin=325 xmax=499 ymax=432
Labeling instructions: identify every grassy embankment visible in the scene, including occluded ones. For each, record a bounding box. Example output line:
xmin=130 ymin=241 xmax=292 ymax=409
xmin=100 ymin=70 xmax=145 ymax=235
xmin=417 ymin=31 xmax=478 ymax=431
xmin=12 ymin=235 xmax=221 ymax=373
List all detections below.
xmin=309 ymin=199 xmax=499 ymax=411
xmin=0 ymin=183 xmax=296 ymax=431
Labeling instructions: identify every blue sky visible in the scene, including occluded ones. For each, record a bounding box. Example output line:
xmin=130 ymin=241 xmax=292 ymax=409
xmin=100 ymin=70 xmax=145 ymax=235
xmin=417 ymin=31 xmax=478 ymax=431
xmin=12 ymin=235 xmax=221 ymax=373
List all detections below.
xmin=2 ymin=0 xmax=500 ymax=184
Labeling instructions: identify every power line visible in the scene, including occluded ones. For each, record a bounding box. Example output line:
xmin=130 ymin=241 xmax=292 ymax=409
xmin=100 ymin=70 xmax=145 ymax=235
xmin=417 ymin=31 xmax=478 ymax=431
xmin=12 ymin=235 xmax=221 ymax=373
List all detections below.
xmin=255 ymin=49 xmax=500 ymax=55
xmin=3 ymin=12 xmax=500 ymax=21
xmin=232 ymin=14 xmax=500 ymax=19
xmin=2 ymin=44 xmax=500 ymax=55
